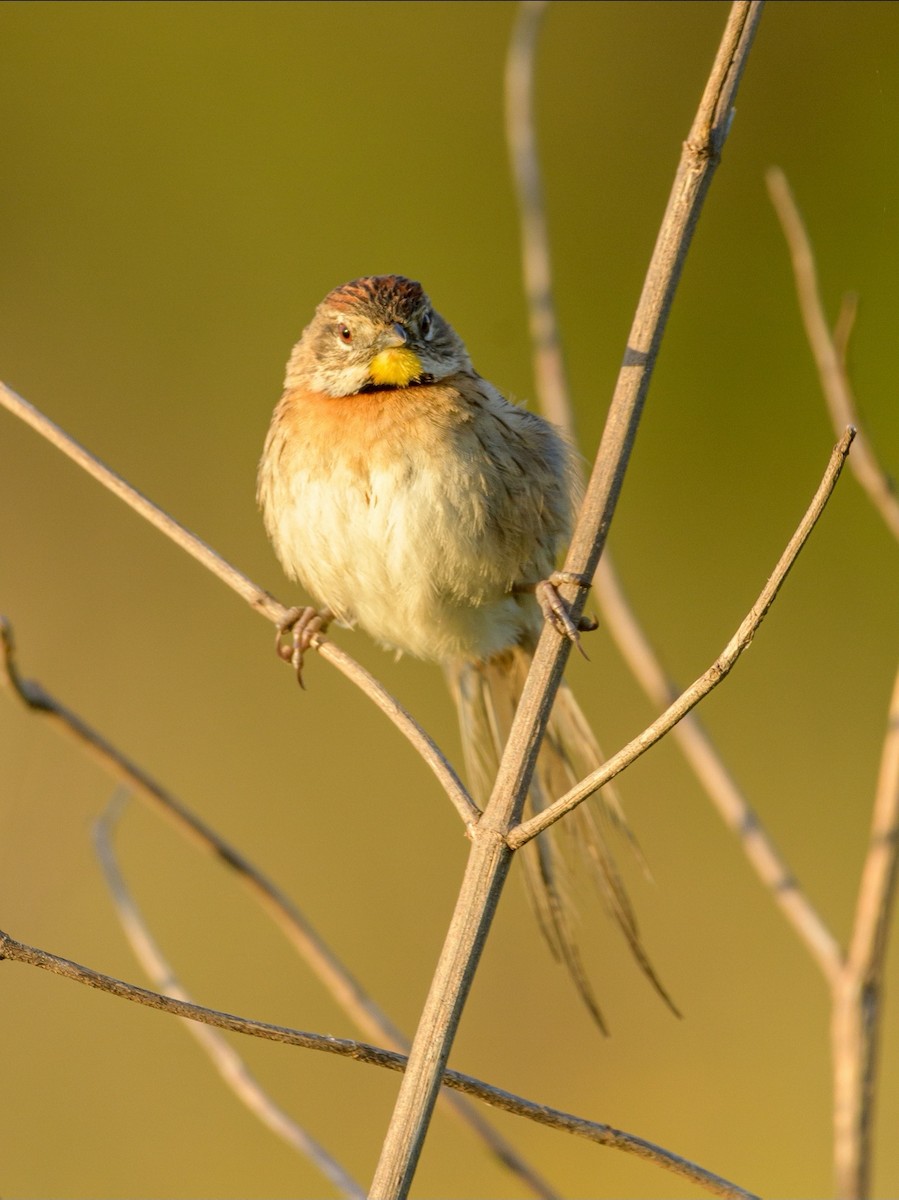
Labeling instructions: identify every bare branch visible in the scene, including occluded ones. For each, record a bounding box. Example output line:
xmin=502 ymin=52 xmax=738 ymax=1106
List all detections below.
xmin=832 ymin=664 xmax=899 ymax=1196
xmin=766 ymin=164 xmax=899 ymax=1195
xmin=766 ymin=167 xmax=899 ymax=544
xmin=510 ymin=428 xmax=855 ymax=848
xmin=506 ymin=0 xmax=839 ymax=986
xmin=832 ymin=291 xmax=859 ymax=369
xmin=0 ymin=617 xmax=553 ymax=1199
xmin=504 ymin=0 xmax=574 ymax=435
xmin=370 ymin=6 xmax=765 ymax=1194
xmin=0 ymin=926 xmax=757 ymax=1199
xmin=0 ymin=383 xmax=477 ymax=828
xmin=93 ymin=796 xmax=365 ymax=1197
xmin=848 ymin=666 xmax=899 ymax=1018
xmin=596 ymin=554 xmax=843 ymax=983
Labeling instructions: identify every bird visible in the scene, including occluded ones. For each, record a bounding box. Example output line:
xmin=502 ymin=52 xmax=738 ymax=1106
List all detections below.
xmin=258 ymin=274 xmax=674 ymax=1030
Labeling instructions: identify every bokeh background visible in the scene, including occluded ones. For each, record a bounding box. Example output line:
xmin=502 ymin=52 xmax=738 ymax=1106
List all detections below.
xmin=2 ymin=2 xmax=898 ymax=1196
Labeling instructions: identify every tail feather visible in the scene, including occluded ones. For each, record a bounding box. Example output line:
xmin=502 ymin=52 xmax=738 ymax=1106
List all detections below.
xmin=446 ymin=645 xmax=678 ymax=1031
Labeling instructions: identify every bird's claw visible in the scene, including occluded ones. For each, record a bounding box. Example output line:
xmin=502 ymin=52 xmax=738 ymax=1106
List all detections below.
xmin=535 ymin=572 xmax=597 ymax=659
xmin=275 ymin=606 xmax=332 ymax=688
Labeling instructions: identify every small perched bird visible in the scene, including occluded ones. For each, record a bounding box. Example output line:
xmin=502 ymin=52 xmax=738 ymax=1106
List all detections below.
xmin=258 ymin=275 xmax=672 ymax=1029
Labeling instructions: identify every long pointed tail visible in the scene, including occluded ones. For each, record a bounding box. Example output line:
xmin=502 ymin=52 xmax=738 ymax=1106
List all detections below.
xmin=446 ymin=645 xmax=678 ymax=1031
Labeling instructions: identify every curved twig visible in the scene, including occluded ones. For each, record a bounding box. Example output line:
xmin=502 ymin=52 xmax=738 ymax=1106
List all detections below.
xmin=93 ymin=795 xmax=365 ymax=1198
xmin=594 ymin=556 xmax=842 ymax=983
xmin=766 ymin=167 xmax=899 ymax=545
xmin=510 ymin=427 xmax=854 ymax=848
xmin=504 ymin=0 xmax=839 ymax=986
xmin=0 ymin=381 xmax=477 ymax=828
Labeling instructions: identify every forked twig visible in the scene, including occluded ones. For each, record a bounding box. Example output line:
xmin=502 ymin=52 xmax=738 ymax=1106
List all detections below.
xmin=506 ymin=0 xmax=841 ymax=1040
xmin=832 ymin=664 xmax=899 ymax=1196
xmin=0 ymin=926 xmax=758 ymax=1200
xmin=767 ymin=165 xmax=899 ymax=1199
xmin=509 ymin=428 xmax=855 ymax=848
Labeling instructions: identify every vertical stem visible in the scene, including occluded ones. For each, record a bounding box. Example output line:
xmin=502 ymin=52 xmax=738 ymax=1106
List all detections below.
xmin=505 ymin=0 xmax=575 ymax=434
xmin=369 ymin=826 xmax=512 ymax=1198
xmin=832 ymin=665 xmax=899 ymax=1197
xmin=370 ymin=4 xmax=763 ymax=1194
xmin=832 ymin=973 xmax=877 ymax=1198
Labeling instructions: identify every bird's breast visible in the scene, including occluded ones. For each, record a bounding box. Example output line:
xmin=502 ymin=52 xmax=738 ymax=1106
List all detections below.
xmin=259 ymin=381 xmax=550 ymax=661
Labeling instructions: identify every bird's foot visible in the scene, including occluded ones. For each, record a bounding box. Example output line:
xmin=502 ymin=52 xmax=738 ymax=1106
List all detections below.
xmin=534 ymin=571 xmax=598 ymax=659
xmin=275 ymin=606 xmax=332 ymax=688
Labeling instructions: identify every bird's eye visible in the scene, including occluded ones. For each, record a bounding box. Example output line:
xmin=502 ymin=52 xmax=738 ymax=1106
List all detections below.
xmin=420 ymin=310 xmax=433 ymax=339
xmin=337 ymin=323 xmax=353 ymax=344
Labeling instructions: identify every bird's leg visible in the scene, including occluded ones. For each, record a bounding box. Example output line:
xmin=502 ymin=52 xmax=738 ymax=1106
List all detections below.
xmin=517 ymin=572 xmax=598 ymax=659
xmin=275 ymin=606 xmax=333 ymax=688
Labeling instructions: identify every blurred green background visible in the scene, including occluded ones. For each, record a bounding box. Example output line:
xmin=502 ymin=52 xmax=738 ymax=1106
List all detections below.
xmin=2 ymin=2 xmax=898 ymax=1196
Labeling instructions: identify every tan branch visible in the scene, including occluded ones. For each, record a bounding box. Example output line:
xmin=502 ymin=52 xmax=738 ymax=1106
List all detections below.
xmin=0 ymin=926 xmax=758 ymax=1200
xmin=93 ymin=796 xmax=365 ymax=1197
xmin=370 ymin=5 xmax=765 ymax=1194
xmin=0 ymin=617 xmax=551 ymax=1200
xmin=510 ymin=428 xmax=855 ymax=848
xmin=504 ymin=0 xmax=574 ymax=435
xmin=766 ymin=167 xmax=899 ymax=545
xmin=766 ymin=163 xmax=899 ymax=1197
xmin=832 ymin=664 xmax=899 ymax=1196
xmin=595 ymin=556 xmax=843 ymax=982
xmin=506 ymin=0 xmax=838 ymax=987
xmin=0 ymin=382 xmax=477 ymax=828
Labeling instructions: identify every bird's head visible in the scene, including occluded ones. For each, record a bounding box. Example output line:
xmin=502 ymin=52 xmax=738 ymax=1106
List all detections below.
xmin=285 ymin=275 xmax=470 ymax=397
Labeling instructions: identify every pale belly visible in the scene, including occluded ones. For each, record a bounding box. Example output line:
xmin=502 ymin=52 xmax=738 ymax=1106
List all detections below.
xmin=268 ymin=456 xmax=541 ymax=663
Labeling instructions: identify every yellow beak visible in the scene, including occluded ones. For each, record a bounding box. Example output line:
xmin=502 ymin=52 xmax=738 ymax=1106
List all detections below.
xmin=369 ymin=326 xmax=422 ymax=387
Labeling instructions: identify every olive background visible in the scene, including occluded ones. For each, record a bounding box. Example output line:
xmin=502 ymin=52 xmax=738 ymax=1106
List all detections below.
xmin=2 ymin=2 xmax=898 ymax=1196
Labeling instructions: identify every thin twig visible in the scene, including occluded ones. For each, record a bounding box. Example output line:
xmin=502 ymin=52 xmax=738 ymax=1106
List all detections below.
xmin=369 ymin=6 xmax=765 ymax=1195
xmin=595 ymin=555 xmax=843 ymax=983
xmin=766 ymin=167 xmax=899 ymax=544
xmin=0 ymin=381 xmax=477 ymax=828
xmin=832 ymin=664 xmax=899 ymax=1197
xmin=832 ymin=291 xmax=859 ymax=369
xmin=510 ymin=428 xmax=854 ymax=847
xmin=504 ymin=0 xmax=574 ymax=435
xmin=0 ymin=617 xmax=552 ymax=1200
xmin=0 ymin=927 xmax=758 ymax=1199
xmin=768 ymin=165 xmax=899 ymax=1197
xmin=505 ymin=0 xmax=839 ymax=986
xmin=93 ymin=795 xmax=365 ymax=1198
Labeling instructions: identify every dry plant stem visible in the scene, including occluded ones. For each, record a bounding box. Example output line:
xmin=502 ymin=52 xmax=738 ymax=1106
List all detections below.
xmin=768 ymin=166 xmax=899 ymax=1198
xmin=595 ymin=556 xmax=843 ymax=983
xmin=832 ymin=292 xmax=859 ymax=369
xmin=766 ymin=167 xmax=899 ymax=544
xmin=370 ymin=5 xmax=764 ymax=1195
xmin=832 ymin=665 xmax=899 ymax=1198
xmin=0 ymin=382 xmax=476 ymax=829
xmin=504 ymin=0 xmax=574 ymax=435
xmin=93 ymin=799 xmax=366 ymax=1200
xmin=0 ymin=929 xmax=756 ymax=1200
xmin=504 ymin=0 xmax=840 ymax=978
xmin=511 ymin=429 xmax=854 ymax=846
xmin=0 ymin=620 xmax=550 ymax=1200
